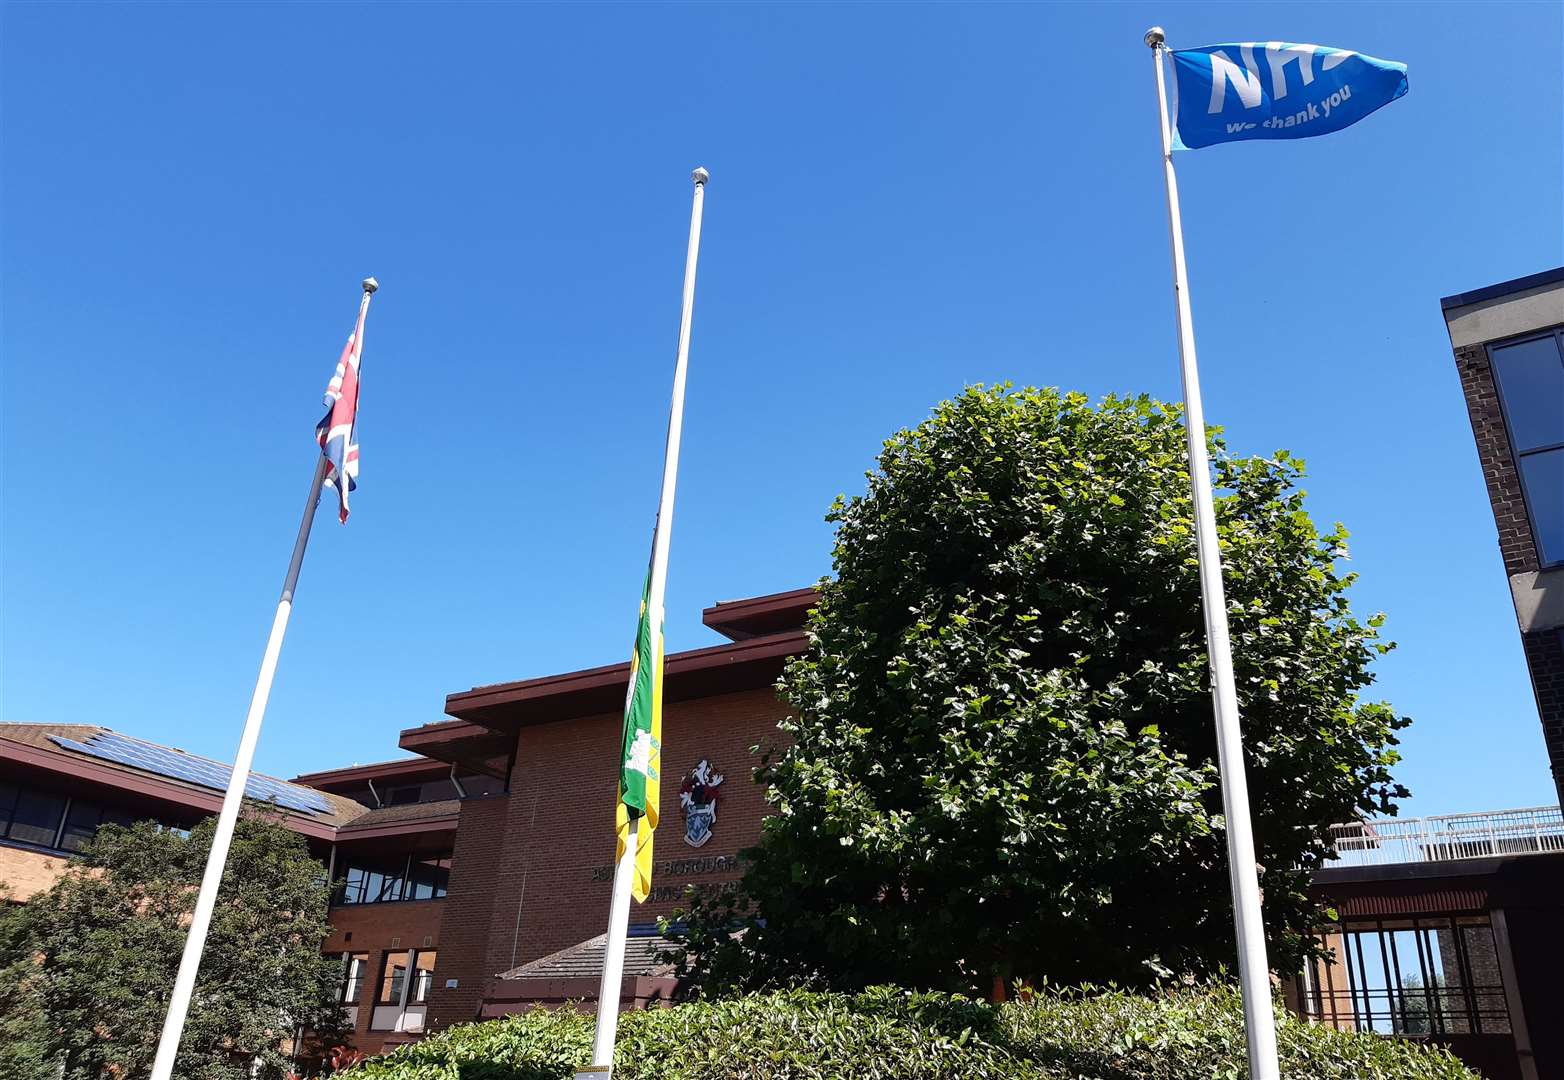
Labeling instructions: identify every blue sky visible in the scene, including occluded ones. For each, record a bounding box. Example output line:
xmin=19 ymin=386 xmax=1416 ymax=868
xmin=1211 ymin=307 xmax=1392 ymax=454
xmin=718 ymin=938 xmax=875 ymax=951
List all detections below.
xmin=3 ymin=2 xmax=1559 ymax=817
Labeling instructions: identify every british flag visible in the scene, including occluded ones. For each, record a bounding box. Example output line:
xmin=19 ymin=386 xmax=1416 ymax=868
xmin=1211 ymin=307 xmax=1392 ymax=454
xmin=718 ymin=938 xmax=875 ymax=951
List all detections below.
xmin=315 ymin=295 xmax=368 ymax=524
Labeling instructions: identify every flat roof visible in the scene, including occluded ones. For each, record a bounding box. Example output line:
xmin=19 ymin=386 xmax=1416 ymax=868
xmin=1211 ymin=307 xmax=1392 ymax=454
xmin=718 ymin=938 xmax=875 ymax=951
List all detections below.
xmin=1439 ymin=266 xmax=1564 ymax=312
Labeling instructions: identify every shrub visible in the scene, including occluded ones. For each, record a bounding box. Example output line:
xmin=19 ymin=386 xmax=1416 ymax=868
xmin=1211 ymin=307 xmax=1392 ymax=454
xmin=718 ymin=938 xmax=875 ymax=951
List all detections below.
xmin=1002 ymin=985 xmax=1476 ymax=1080
xmin=343 ymin=985 xmax=1475 ymax=1080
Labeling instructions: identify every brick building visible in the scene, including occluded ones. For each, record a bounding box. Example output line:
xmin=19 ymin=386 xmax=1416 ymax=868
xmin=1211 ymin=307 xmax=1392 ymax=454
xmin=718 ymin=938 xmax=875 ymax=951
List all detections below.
xmin=0 ymin=587 xmax=813 ymax=1059
xmin=1443 ymin=266 xmax=1564 ymax=805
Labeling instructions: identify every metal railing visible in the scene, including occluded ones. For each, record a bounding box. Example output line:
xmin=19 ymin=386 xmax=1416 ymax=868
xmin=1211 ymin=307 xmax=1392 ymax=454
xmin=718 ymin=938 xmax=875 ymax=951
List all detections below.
xmin=1325 ymin=805 xmax=1564 ymax=867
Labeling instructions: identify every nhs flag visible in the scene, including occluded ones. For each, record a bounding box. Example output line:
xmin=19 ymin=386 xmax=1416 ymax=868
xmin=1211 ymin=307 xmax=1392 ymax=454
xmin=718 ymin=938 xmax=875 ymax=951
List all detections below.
xmin=1172 ymin=43 xmax=1407 ymax=149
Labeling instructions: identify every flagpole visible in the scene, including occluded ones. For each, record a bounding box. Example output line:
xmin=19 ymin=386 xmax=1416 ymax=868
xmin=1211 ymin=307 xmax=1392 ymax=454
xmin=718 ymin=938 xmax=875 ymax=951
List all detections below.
xmin=584 ymin=167 xmax=709 ymax=1078
xmin=1145 ymin=28 xmax=1280 ymax=1080
xmin=148 ymin=278 xmax=377 ymax=1080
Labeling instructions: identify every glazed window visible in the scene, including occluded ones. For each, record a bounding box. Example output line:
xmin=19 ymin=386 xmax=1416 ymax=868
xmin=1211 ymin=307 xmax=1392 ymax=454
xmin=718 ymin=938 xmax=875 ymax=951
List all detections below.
xmin=1489 ymin=330 xmax=1564 ymax=567
xmin=1299 ymin=916 xmax=1510 ymax=1036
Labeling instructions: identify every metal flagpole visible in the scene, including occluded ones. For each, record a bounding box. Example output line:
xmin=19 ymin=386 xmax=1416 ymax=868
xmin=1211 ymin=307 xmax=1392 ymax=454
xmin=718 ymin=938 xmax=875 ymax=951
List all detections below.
xmin=1144 ymin=28 xmax=1280 ymax=1080
xmin=148 ymin=278 xmax=377 ymax=1080
xmin=582 ymin=167 xmax=709 ymax=1079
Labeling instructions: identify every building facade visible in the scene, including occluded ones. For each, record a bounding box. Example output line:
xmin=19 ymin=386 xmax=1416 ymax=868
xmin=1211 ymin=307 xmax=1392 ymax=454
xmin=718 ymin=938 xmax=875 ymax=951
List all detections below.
xmin=1292 ymin=808 xmax=1564 ymax=1080
xmin=0 ymin=587 xmax=813 ymax=1060
xmin=5 ymin=554 xmax=1562 ymax=1080
xmin=1444 ymin=266 xmax=1564 ymax=806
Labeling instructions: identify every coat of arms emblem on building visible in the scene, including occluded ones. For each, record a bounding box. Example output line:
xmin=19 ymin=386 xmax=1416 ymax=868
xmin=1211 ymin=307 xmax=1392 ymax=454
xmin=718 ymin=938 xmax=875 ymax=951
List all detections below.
xmin=678 ymin=759 xmax=724 ymax=848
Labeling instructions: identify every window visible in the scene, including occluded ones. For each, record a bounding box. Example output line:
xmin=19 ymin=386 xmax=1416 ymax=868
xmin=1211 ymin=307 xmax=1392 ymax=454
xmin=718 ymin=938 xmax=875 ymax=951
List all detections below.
xmin=1490 ymin=330 xmax=1564 ymax=566
xmin=385 ymin=785 xmax=422 ymax=806
xmin=406 ymin=856 xmax=451 ymax=901
xmin=59 ymin=803 xmax=136 ymax=853
xmin=371 ymin=949 xmax=437 ymax=1029
xmin=338 ymin=952 xmax=369 ymax=1004
xmin=0 ymin=785 xmax=145 ymax=853
xmin=5 ymin=789 xmax=68 ymax=847
xmin=335 ymin=851 xmax=452 ymax=905
xmin=410 ymin=950 xmax=437 ymax=1004
xmin=378 ymin=951 xmax=409 ymax=1006
xmin=1299 ymin=916 xmax=1511 ymax=1036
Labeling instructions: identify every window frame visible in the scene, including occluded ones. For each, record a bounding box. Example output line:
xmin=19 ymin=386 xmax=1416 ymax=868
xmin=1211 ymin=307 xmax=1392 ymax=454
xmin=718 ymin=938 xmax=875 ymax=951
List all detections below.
xmin=0 ymin=787 xmax=70 ymax=850
xmin=1487 ymin=327 xmax=1564 ymax=569
xmin=369 ymin=948 xmax=437 ymax=1031
xmin=337 ymin=951 xmax=370 ymax=1006
xmin=375 ymin=950 xmax=411 ymax=1014
xmin=0 ymin=784 xmax=148 ymax=855
xmin=1298 ymin=915 xmax=1511 ymax=1037
xmin=333 ymin=851 xmax=452 ymax=907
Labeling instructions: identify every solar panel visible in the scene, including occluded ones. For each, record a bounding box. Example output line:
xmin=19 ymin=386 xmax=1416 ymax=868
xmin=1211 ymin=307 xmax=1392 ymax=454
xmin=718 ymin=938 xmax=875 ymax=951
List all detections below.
xmin=49 ymin=732 xmax=333 ymax=816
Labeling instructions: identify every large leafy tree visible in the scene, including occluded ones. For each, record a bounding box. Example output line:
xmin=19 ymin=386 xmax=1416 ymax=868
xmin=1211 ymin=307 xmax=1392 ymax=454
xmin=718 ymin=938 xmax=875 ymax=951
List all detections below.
xmin=1 ymin=812 xmax=348 ymax=1080
xmin=675 ymin=386 xmax=1407 ymax=995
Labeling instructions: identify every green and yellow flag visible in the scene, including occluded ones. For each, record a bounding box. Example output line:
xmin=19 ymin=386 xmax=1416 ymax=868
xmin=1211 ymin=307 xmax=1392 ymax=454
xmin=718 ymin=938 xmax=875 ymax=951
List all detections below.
xmin=615 ymin=571 xmax=664 ymax=902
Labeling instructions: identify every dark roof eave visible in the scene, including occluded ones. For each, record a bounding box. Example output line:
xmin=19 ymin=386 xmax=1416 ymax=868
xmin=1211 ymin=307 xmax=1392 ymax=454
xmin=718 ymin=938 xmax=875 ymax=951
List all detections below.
xmin=290 ymin=756 xmax=452 ymax=788
xmin=335 ymin=814 xmax=460 ymax=841
xmin=702 ymin=587 xmax=818 ymax=640
xmin=443 ymin=629 xmax=806 ymax=732
xmin=1439 ymin=266 xmax=1564 ymax=312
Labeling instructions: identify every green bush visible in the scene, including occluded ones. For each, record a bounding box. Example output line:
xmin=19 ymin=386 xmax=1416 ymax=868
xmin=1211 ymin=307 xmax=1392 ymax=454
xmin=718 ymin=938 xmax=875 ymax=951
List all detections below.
xmin=344 ymin=985 xmax=1475 ymax=1080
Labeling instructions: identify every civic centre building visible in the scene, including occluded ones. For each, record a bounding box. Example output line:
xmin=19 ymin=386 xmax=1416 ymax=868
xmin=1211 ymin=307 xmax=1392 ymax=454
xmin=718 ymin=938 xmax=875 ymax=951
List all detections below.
xmin=2 ymin=270 xmax=1562 ymax=1079
xmin=0 ymin=588 xmax=811 ymax=1058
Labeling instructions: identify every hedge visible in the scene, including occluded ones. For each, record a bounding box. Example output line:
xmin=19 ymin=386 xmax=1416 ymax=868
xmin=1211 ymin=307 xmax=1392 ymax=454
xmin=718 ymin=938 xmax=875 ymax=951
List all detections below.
xmin=344 ymin=985 xmax=1477 ymax=1080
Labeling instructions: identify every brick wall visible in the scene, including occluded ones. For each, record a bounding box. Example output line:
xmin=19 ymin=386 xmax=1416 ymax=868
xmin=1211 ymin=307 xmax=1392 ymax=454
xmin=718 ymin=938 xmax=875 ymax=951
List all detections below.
xmin=1453 ymin=341 xmax=1537 ymax=575
xmin=423 ymin=687 xmax=791 ymax=1033
xmin=1521 ymin=631 xmax=1564 ymax=804
xmin=324 ymin=898 xmax=446 ymax=1056
xmin=424 ymin=793 xmax=510 ymax=1031
xmin=498 ymin=687 xmax=790 ymax=971
xmin=0 ymin=844 xmax=67 ymax=900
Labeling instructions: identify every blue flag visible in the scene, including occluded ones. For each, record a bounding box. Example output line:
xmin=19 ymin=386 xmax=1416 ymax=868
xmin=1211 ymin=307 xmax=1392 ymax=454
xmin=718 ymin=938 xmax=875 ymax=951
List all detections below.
xmin=1172 ymin=43 xmax=1407 ymax=150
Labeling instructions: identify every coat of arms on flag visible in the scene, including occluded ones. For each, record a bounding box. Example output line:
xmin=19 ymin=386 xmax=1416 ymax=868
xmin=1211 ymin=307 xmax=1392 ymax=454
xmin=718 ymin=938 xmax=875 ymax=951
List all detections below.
xmin=678 ymin=759 xmax=724 ymax=848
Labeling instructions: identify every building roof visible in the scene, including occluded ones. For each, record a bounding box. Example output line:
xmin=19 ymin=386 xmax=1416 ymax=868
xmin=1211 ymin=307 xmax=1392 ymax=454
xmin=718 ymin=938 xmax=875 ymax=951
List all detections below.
xmin=290 ymin=755 xmax=454 ymax=791
xmin=702 ymin=587 xmax=817 ymax=641
xmin=0 ymin=722 xmax=371 ymax=837
xmin=497 ymin=931 xmax=680 ymax=981
xmin=336 ymin=798 xmax=461 ymax=832
xmin=1439 ymin=266 xmax=1564 ymax=311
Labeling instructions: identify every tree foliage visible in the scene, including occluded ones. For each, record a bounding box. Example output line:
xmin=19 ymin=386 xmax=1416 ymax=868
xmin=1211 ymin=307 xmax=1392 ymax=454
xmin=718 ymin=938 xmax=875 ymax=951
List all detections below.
xmin=0 ymin=811 xmax=348 ymax=1080
xmin=673 ymin=386 xmax=1408 ymax=994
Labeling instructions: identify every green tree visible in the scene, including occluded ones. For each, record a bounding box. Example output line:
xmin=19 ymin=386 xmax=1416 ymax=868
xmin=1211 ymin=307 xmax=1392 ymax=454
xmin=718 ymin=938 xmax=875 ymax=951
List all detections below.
xmin=0 ymin=886 xmax=56 ymax=1080
xmin=1 ymin=811 xmax=348 ymax=1080
xmin=673 ymin=386 xmax=1407 ymax=996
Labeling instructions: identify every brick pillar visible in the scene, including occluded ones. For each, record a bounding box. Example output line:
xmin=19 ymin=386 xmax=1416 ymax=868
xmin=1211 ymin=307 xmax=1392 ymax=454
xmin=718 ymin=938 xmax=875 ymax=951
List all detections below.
xmin=1453 ymin=342 xmax=1537 ymax=576
xmin=425 ymin=792 xmax=511 ymax=1031
xmin=1521 ymin=630 xmax=1564 ymax=807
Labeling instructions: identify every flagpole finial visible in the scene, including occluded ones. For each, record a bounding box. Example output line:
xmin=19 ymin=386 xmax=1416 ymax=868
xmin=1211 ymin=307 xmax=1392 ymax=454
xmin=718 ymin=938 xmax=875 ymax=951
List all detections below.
xmin=1144 ymin=26 xmax=1165 ymax=49
xmin=362 ymin=277 xmax=379 ymax=294
xmin=691 ymin=167 xmax=710 ymax=186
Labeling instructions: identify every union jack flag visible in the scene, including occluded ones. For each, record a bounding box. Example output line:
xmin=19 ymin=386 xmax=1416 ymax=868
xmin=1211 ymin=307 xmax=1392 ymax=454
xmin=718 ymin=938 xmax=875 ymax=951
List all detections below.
xmin=315 ymin=296 xmax=368 ymax=523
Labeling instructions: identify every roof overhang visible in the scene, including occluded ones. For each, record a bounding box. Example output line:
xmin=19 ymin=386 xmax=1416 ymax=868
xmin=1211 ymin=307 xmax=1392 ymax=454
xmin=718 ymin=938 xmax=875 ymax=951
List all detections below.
xmin=0 ymin=738 xmax=340 ymax=842
xmin=441 ymin=629 xmax=806 ymax=734
xmin=290 ymin=756 xmax=454 ymax=791
xmin=702 ymin=587 xmax=817 ymax=640
xmin=333 ymin=812 xmax=460 ymax=855
xmin=397 ymin=719 xmax=515 ymax=776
